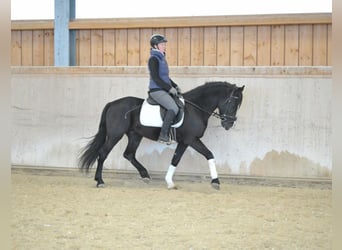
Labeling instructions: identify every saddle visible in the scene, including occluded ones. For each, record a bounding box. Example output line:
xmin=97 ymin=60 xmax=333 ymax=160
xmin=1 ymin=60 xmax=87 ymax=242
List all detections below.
xmin=140 ymin=95 xmax=185 ymax=128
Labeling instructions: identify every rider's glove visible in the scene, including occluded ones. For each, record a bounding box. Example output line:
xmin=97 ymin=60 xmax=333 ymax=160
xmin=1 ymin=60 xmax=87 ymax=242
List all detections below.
xmin=169 ymin=87 xmax=178 ymax=96
xmin=175 ymin=86 xmax=182 ymax=95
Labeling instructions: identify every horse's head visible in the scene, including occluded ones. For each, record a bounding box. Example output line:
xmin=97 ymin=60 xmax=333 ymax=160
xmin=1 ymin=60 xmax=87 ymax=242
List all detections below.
xmin=218 ymin=85 xmax=244 ymax=130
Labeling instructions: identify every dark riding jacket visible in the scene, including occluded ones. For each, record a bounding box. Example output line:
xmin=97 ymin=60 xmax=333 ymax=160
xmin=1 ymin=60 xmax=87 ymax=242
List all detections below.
xmin=148 ymin=49 xmax=177 ymax=92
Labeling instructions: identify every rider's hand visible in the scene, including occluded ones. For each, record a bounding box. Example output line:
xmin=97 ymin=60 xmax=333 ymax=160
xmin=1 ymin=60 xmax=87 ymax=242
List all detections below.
xmin=175 ymin=86 xmax=182 ymax=95
xmin=169 ymin=87 xmax=178 ymax=96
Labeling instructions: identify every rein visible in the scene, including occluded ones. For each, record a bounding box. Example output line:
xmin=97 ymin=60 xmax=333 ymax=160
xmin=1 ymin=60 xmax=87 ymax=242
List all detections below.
xmin=184 ymin=99 xmax=224 ymax=120
xmin=125 ymin=86 xmax=239 ymax=122
xmin=124 ymin=98 xmax=225 ymax=121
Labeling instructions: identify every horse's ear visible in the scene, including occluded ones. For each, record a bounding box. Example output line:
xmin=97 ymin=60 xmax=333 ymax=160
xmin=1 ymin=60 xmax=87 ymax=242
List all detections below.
xmin=240 ymin=85 xmax=245 ymax=91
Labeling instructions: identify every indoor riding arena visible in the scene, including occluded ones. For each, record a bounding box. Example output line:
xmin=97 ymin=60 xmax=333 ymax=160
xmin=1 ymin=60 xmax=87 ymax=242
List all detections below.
xmin=11 ymin=11 xmax=332 ymax=249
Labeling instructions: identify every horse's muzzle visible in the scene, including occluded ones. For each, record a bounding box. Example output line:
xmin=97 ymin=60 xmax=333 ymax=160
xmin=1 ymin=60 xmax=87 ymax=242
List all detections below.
xmin=221 ymin=115 xmax=237 ymax=130
xmin=221 ymin=120 xmax=235 ymax=130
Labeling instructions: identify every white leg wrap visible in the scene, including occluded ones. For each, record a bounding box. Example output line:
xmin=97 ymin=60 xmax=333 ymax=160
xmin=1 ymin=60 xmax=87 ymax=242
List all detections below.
xmin=165 ymin=165 xmax=176 ymax=189
xmin=208 ymin=159 xmax=218 ymax=179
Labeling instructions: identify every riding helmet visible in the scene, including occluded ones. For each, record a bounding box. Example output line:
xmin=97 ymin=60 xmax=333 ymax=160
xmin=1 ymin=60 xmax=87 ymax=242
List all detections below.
xmin=150 ymin=34 xmax=168 ymax=48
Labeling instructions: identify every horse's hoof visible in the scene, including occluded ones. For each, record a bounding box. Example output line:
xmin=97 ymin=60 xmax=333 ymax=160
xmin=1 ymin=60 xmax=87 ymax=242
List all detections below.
xmin=167 ymin=183 xmax=178 ymax=190
xmin=97 ymin=183 xmax=105 ymax=188
xmin=211 ymin=182 xmax=220 ymax=190
xmin=141 ymin=177 xmax=151 ymax=184
xmin=211 ymin=178 xmax=220 ymax=190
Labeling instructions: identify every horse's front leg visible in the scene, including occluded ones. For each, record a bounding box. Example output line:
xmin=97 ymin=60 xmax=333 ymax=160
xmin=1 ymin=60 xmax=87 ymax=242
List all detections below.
xmin=190 ymin=138 xmax=220 ymax=190
xmin=165 ymin=142 xmax=188 ymax=189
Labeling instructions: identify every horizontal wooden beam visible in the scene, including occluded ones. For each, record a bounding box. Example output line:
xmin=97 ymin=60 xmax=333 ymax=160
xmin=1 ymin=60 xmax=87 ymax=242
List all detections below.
xmin=11 ymin=66 xmax=332 ymax=78
xmin=69 ymin=13 xmax=332 ymax=29
xmin=11 ymin=20 xmax=54 ymax=30
xmin=11 ymin=13 xmax=331 ymax=30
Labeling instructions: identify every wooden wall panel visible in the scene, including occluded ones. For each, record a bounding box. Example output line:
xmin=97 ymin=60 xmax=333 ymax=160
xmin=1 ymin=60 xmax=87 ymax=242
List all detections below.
xmin=103 ymin=30 xmax=115 ymax=66
xmin=152 ymin=28 xmax=165 ymax=36
xmin=11 ymin=14 xmax=332 ymax=66
xmin=127 ymin=29 xmax=140 ymax=66
xmin=11 ymin=30 xmax=22 ymax=66
xmin=284 ymin=25 xmax=299 ymax=66
xmin=243 ymin=26 xmax=257 ymax=66
xmin=327 ymin=24 xmax=332 ymax=66
xmin=115 ymin=29 xmax=128 ymax=66
xmin=271 ymin=25 xmax=285 ymax=66
xmin=257 ymin=26 xmax=271 ymax=66
xmin=140 ymin=29 xmax=152 ymax=66
xmin=75 ymin=30 xmax=80 ymax=65
xmin=190 ymin=27 xmax=204 ymax=66
xmin=299 ymin=25 xmax=313 ymax=66
xmin=78 ymin=30 xmax=91 ymax=66
xmin=21 ymin=30 xmax=33 ymax=66
xmin=217 ymin=27 xmax=230 ymax=66
xmin=44 ymin=30 xmax=54 ymax=66
xmin=33 ymin=30 xmax=44 ymax=66
xmin=90 ymin=30 xmax=103 ymax=66
xmin=230 ymin=26 xmax=244 ymax=66
xmin=204 ymin=27 xmax=217 ymax=66
xmin=313 ymin=24 xmax=328 ymax=66
xmin=178 ymin=28 xmax=191 ymax=66
xmin=164 ymin=28 xmax=178 ymax=66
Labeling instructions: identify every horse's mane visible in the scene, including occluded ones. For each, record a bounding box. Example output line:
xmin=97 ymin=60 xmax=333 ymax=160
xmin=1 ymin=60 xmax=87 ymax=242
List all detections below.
xmin=204 ymin=81 xmax=236 ymax=88
xmin=184 ymin=81 xmax=236 ymax=99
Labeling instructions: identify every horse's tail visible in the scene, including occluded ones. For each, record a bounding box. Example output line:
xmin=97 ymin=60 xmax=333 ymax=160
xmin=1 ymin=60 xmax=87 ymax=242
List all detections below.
xmin=78 ymin=102 xmax=110 ymax=172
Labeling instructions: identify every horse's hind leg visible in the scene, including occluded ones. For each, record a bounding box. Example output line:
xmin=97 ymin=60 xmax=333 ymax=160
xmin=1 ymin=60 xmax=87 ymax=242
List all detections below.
xmin=95 ymin=136 xmax=122 ymax=187
xmin=123 ymin=131 xmax=151 ymax=181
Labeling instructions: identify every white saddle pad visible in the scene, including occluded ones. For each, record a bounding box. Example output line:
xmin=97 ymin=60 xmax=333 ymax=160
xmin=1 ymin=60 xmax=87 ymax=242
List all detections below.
xmin=139 ymin=98 xmax=184 ymax=128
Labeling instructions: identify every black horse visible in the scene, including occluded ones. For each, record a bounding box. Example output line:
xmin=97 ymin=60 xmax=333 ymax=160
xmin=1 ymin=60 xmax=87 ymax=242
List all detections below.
xmin=79 ymin=81 xmax=244 ymax=189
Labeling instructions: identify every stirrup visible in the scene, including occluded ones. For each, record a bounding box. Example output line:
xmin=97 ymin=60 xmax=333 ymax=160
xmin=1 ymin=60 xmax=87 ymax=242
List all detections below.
xmin=158 ymin=134 xmax=171 ymax=145
xmin=170 ymin=128 xmax=177 ymax=143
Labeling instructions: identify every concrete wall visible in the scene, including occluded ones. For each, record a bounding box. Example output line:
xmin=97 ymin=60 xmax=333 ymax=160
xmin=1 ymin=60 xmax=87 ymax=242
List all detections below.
xmin=11 ymin=66 xmax=332 ymax=179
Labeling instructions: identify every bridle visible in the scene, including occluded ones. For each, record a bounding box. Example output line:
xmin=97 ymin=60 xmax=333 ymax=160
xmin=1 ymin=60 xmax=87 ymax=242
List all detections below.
xmin=219 ymin=87 xmax=240 ymax=123
xmin=184 ymin=87 xmax=240 ymax=123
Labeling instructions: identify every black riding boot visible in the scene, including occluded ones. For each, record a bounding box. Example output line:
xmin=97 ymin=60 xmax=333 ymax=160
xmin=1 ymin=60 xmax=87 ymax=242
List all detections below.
xmin=158 ymin=110 xmax=176 ymax=143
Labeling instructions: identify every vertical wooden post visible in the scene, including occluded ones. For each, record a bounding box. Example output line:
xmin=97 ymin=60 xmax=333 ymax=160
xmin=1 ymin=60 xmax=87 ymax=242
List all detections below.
xmin=69 ymin=0 xmax=76 ymax=66
xmin=54 ymin=0 xmax=76 ymax=66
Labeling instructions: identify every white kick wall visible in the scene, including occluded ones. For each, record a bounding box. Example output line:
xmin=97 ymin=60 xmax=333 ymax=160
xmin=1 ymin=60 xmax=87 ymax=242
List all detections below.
xmin=11 ymin=66 xmax=332 ymax=179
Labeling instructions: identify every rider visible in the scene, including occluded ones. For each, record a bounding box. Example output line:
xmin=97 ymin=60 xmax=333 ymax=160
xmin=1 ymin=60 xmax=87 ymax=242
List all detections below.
xmin=148 ymin=34 xmax=181 ymax=143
